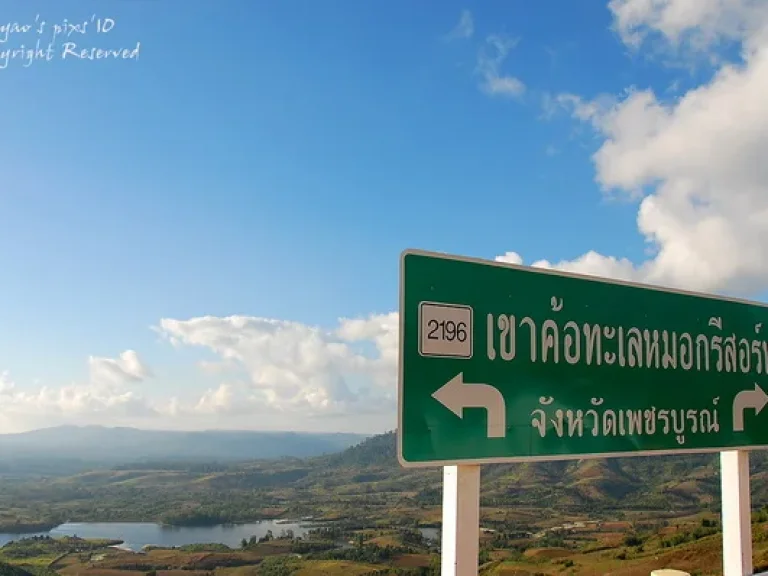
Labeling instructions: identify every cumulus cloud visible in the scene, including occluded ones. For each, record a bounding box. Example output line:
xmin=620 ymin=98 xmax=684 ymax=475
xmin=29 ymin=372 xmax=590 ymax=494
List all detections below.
xmin=477 ymin=35 xmax=526 ymax=98
xmin=89 ymin=350 xmax=151 ymax=386
xmin=193 ymin=382 xmax=245 ymax=415
xmin=512 ymin=0 xmax=768 ymax=297
xmin=495 ymin=252 xmax=523 ymax=266
xmin=156 ymin=314 xmax=397 ymax=418
xmin=0 ymin=313 xmax=401 ymax=433
xmin=0 ymin=351 xmax=155 ymax=431
xmin=337 ymin=311 xmax=398 ymax=366
xmin=609 ymin=0 xmax=768 ymax=55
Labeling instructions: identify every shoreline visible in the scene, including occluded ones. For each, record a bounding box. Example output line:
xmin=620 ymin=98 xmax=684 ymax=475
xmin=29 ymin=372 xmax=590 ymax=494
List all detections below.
xmin=0 ymin=523 xmax=58 ymax=534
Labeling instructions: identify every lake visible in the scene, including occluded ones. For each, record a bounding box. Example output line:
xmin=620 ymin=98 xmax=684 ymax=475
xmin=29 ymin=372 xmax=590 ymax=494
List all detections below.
xmin=0 ymin=521 xmax=315 ymax=551
xmin=0 ymin=522 xmax=441 ymax=550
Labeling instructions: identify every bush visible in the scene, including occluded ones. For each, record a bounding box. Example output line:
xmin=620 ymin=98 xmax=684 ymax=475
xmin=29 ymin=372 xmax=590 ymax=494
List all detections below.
xmin=623 ymin=533 xmax=643 ymax=547
xmin=258 ymin=556 xmax=298 ymax=576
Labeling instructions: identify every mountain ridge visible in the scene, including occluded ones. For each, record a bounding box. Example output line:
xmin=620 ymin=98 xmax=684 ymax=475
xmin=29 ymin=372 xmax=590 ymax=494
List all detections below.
xmin=322 ymin=431 xmax=768 ymax=511
xmin=4 ymin=426 xmax=768 ymax=513
xmin=0 ymin=425 xmax=369 ymax=474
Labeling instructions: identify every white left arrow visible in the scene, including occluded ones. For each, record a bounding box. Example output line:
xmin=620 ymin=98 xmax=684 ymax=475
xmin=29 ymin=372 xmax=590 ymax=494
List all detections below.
xmin=732 ymin=383 xmax=768 ymax=432
xmin=431 ymin=372 xmax=506 ymax=438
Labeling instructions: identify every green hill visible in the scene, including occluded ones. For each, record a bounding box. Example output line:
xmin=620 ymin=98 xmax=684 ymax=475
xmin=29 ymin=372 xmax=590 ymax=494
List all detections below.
xmin=0 ymin=562 xmax=33 ymax=576
xmin=3 ymin=429 xmax=768 ymax=530
xmin=320 ymin=431 xmax=768 ymax=512
xmin=325 ymin=429 xmax=397 ymax=468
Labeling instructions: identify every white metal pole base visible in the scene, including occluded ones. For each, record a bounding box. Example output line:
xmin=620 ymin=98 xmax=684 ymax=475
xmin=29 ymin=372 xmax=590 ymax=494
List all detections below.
xmin=721 ymin=450 xmax=752 ymax=576
xmin=441 ymin=465 xmax=481 ymax=576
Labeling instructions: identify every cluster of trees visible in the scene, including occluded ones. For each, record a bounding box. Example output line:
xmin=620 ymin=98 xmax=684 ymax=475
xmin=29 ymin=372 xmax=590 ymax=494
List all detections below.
xmin=177 ymin=543 xmax=231 ymax=552
xmin=160 ymin=509 xmax=229 ymax=526
xmin=0 ymin=520 xmax=59 ymax=533
xmin=399 ymin=529 xmax=428 ymax=548
xmin=158 ymin=494 xmax=284 ymax=526
xmin=288 ymin=539 xmax=336 ymax=553
xmin=112 ymin=462 xmax=230 ymax=473
xmin=754 ymin=505 xmax=768 ymax=523
xmin=255 ymin=542 xmax=440 ymax=576
xmin=0 ymin=535 xmax=116 ymax=559
xmin=239 ymin=529 xmax=296 ymax=549
xmin=325 ymin=431 xmax=396 ymax=468
xmin=316 ymin=543 xmax=403 ymax=563
xmin=206 ymin=469 xmax=310 ymax=490
xmin=359 ymin=568 xmax=438 ymax=576
xmin=660 ymin=518 xmax=719 ymax=548
xmin=0 ymin=562 xmax=35 ymax=576
xmin=257 ymin=556 xmax=299 ymax=576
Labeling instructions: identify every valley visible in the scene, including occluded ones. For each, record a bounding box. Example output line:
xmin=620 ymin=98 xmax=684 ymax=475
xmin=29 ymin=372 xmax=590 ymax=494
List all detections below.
xmin=2 ymin=431 xmax=768 ymax=575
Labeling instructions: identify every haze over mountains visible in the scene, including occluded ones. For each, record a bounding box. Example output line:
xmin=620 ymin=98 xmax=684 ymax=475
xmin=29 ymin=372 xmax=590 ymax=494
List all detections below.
xmin=5 ymin=425 xmax=768 ymax=514
xmin=0 ymin=425 xmax=368 ymax=473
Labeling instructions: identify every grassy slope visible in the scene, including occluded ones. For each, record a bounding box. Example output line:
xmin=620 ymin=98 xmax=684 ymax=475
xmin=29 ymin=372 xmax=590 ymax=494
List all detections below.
xmin=4 ymin=431 xmax=768 ymax=530
xmin=4 ymin=518 xmax=768 ymax=575
xmin=5 ymin=432 xmax=768 ymax=575
xmin=0 ymin=563 xmax=34 ymax=576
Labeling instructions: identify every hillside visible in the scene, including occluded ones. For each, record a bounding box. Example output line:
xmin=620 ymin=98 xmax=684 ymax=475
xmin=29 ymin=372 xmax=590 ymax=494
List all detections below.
xmin=320 ymin=432 xmax=768 ymax=512
xmin=4 ymin=429 xmax=768 ymax=532
xmin=0 ymin=563 xmax=32 ymax=576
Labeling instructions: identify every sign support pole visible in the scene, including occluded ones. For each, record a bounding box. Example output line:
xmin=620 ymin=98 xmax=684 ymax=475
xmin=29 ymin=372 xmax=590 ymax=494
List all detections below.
xmin=720 ymin=450 xmax=752 ymax=576
xmin=441 ymin=465 xmax=480 ymax=576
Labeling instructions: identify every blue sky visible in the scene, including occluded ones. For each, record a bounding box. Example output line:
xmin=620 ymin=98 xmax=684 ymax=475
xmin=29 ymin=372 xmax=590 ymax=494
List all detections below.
xmin=0 ymin=0 xmax=765 ymax=433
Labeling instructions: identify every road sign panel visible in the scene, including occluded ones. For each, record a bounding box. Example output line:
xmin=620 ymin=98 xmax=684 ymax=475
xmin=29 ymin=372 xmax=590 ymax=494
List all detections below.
xmin=397 ymin=249 xmax=768 ymax=467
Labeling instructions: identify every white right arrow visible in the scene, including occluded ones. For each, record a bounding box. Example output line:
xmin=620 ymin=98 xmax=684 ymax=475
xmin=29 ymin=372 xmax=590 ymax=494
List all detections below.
xmin=732 ymin=383 xmax=768 ymax=432
xmin=431 ymin=372 xmax=506 ymax=438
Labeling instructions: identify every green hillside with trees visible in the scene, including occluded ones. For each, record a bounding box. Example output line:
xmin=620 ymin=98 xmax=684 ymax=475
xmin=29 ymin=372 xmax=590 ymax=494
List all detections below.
xmin=2 ymin=430 xmax=768 ymax=574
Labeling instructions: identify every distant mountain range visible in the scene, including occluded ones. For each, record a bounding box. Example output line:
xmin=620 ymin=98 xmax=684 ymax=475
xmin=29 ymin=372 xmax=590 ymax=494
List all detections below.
xmin=0 ymin=425 xmax=368 ymax=474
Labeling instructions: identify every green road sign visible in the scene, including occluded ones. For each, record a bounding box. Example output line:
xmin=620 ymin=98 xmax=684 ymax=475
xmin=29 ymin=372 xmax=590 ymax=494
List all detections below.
xmin=397 ymin=249 xmax=768 ymax=467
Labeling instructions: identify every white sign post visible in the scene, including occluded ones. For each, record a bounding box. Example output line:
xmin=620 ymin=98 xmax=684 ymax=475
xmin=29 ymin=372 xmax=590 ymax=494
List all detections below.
xmin=441 ymin=465 xmax=481 ymax=576
xmin=721 ymin=450 xmax=753 ymax=576
xmin=438 ymin=452 xmax=755 ymax=576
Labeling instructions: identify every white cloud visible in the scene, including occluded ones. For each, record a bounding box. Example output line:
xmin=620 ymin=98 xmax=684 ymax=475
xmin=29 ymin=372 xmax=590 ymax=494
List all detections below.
xmin=609 ymin=0 xmax=768 ymax=55
xmin=447 ymin=9 xmax=474 ymax=40
xmin=477 ymin=35 xmax=526 ymax=98
xmin=156 ymin=314 xmax=397 ymax=419
xmin=495 ymin=251 xmax=523 ymax=265
xmin=0 ymin=313 xmax=401 ymax=434
xmin=337 ymin=311 xmax=398 ymax=368
xmin=193 ymin=382 xmax=244 ymax=415
xmin=89 ymin=349 xmax=151 ymax=385
xmin=544 ymin=92 xmax=619 ymax=129
xmin=0 ymin=371 xmax=14 ymax=395
xmin=498 ymin=250 xmax=641 ymax=282
xmin=0 ymin=351 xmax=156 ymax=432
xmin=512 ymin=0 xmax=768 ymax=297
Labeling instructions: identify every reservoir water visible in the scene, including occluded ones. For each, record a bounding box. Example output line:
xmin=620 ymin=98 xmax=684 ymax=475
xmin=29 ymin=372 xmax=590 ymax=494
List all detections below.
xmin=0 ymin=522 xmax=440 ymax=550
xmin=0 ymin=521 xmax=315 ymax=551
